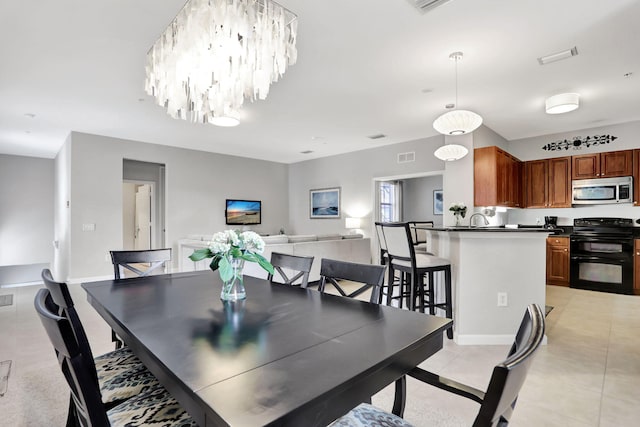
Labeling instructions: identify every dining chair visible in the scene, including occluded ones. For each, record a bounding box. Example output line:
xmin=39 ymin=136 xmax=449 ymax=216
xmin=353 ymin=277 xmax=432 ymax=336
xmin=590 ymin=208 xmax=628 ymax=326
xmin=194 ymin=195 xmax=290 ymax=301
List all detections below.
xmin=380 ymin=222 xmax=453 ymax=339
xmin=110 ymin=248 xmax=172 ymax=279
xmin=331 ymin=303 xmax=545 ymax=427
xmin=267 ymin=252 xmax=314 ymax=288
xmin=34 ymin=288 xmax=197 ymax=427
xmin=109 ymin=248 xmax=172 ymax=348
xmin=318 ymin=258 xmax=385 ymax=303
xmin=41 ymin=270 xmax=160 ymax=415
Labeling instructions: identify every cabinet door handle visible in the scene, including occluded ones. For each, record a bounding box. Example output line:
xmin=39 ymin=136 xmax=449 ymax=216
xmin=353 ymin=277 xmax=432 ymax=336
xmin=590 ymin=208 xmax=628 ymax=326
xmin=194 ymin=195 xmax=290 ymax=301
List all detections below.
xmin=564 ymin=249 xmax=568 ymax=252
xmin=637 ymin=252 xmax=640 ymax=256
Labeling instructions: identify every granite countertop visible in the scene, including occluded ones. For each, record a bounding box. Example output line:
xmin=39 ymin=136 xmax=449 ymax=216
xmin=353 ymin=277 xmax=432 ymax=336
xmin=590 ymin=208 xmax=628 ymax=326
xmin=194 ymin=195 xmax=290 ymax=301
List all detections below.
xmin=428 ymin=225 xmax=570 ymax=235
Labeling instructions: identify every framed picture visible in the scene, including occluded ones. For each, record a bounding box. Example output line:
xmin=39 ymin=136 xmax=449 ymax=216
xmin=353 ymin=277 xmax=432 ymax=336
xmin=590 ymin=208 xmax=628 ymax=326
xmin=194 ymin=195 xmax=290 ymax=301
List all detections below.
xmin=310 ymin=187 xmax=341 ymax=219
xmin=433 ymin=190 xmax=443 ymax=215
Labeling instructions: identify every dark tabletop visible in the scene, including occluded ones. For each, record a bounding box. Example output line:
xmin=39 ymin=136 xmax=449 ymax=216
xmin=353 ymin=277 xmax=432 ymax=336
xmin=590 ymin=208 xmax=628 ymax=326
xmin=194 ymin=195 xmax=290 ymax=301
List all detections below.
xmin=82 ymin=271 xmax=451 ymax=427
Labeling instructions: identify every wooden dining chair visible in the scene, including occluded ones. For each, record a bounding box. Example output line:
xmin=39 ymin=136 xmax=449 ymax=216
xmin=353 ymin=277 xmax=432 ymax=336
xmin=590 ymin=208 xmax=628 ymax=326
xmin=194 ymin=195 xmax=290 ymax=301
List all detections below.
xmin=110 ymin=248 xmax=172 ymax=279
xmin=34 ymin=288 xmax=197 ymax=427
xmin=109 ymin=248 xmax=172 ymax=348
xmin=318 ymin=259 xmax=385 ymax=304
xmin=41 ymin=269 xmax=160 ymax=417
xmin=267 ymin=252 xmax=314 ymax=288
xmin=331 ymin=304 xmax=545 ymax=427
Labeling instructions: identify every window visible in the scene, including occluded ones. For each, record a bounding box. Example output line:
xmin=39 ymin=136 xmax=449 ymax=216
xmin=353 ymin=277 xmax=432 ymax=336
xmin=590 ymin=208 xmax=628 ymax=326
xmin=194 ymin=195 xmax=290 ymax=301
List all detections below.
xmin=379 ymin=181 xmax=401 ymax=222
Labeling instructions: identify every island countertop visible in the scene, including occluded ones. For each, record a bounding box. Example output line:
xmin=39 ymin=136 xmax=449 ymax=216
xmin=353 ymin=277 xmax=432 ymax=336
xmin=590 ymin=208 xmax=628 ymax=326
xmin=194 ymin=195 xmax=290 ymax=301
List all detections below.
xmin=417 ymin=225 xmax=568 ymax=235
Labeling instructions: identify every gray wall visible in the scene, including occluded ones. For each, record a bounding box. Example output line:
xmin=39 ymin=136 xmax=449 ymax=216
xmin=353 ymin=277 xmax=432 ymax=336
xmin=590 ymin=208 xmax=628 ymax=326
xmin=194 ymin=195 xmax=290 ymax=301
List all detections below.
xmin=506 ymin=120 xmax=640 ymax=226
xmin=402 ymin=175 xmax=444 ymax=225
xmin=62 ymin=132 xmax=289 ymax=280
xmin=0 ymin=154 xmax=54 ymax=269
xmin=288 ymin=135 xmax=446 ymax=236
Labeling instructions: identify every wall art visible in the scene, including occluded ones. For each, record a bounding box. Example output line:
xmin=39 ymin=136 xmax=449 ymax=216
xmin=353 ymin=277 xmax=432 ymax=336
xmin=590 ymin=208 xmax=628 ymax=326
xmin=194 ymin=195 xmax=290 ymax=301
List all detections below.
xmin=310 ymin=187 xmax=341 ymax=219
xmin=542 ymin=134 xmax=617 ymax=152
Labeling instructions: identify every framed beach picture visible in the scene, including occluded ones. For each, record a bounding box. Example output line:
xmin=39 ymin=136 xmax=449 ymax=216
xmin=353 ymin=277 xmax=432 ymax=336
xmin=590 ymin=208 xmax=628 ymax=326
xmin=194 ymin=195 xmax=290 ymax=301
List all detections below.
xmin=310 ymin=187 xmax=341 ymax=219
xmin=433 ymin=190 xmax=443 ymax=215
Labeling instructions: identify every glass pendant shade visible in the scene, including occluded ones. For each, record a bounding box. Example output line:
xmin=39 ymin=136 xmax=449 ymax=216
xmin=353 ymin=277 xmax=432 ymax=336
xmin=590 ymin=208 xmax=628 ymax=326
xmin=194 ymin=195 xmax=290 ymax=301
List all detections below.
xmin=144 ymin=0 xmax=298 ymax=126
xmin=545 ymin=93 xmax=579 ymax=114
xmin=434 ymin=144 xmax=469 ymax=161
xmin=433 ymin=110 xmax=483 ymax=135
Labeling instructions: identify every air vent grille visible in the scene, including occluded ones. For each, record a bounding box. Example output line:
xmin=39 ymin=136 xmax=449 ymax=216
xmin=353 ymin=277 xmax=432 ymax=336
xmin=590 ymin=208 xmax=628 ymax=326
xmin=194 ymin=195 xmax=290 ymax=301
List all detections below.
xmin=367 ymin=134 xmax=386 ymax=140
xmin=397 ymin=152 xmax=416 ymax=164
xmin=300 ymin=150 xmax=314 ymax=154
xmin=408 ymin=0 xmax=453 ymax=13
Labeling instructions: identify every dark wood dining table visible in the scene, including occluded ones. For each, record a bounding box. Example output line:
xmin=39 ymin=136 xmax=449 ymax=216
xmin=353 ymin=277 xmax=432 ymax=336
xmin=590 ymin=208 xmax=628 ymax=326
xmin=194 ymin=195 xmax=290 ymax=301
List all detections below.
xmin=82 ymin=270 xmax=451 ymax=427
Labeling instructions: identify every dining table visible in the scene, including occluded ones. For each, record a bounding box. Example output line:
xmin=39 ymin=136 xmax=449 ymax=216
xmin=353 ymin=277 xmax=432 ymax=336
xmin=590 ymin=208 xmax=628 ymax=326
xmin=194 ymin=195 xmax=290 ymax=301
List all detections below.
xmin=82 ymin=270 xmax=452 ymax=427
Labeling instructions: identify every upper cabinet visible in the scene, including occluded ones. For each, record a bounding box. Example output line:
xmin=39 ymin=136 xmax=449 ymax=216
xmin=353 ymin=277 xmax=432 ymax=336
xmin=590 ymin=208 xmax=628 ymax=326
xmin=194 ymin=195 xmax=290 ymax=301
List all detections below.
xmin=474 ymin=146 xmax=522 ymax=207
xmin=572 ymin=150 xmax=633 ymax=180
xmin=524 ymin=157 xmax=572 ymax=208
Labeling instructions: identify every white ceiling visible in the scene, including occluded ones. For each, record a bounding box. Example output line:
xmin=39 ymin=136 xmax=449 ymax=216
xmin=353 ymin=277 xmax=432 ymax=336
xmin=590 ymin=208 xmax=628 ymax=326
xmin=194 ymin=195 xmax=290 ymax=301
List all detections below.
xmin=1 ymin=0 xmax=639 ymax=163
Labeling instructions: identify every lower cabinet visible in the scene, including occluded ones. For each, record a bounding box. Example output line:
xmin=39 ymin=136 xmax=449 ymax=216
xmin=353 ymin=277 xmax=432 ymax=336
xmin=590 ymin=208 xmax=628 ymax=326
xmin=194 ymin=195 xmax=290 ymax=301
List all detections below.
xmin=547 ymin=236 xmax=570 ymax=286
xmin=635 ymin=240 xmax=640 ymax=295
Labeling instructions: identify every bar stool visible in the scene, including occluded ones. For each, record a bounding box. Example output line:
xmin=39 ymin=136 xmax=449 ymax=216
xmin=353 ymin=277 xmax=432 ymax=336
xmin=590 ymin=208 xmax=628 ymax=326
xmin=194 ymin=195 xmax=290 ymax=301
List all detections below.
xmin=375 ymin=222 xmax=411 ymax=307
xmin=380 ymin=222 xmax=453 ymax=339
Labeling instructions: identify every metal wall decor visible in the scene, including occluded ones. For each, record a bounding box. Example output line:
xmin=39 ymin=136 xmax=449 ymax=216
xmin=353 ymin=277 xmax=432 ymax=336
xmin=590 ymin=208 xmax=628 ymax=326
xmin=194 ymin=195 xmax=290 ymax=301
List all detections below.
xmin=542 ymin=134 xmax=617 ymax=152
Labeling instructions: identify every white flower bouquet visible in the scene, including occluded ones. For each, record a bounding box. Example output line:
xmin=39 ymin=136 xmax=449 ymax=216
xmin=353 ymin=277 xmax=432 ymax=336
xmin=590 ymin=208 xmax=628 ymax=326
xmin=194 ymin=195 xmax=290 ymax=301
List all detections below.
xmin=449 ymin=202 xmax=467 ymax=218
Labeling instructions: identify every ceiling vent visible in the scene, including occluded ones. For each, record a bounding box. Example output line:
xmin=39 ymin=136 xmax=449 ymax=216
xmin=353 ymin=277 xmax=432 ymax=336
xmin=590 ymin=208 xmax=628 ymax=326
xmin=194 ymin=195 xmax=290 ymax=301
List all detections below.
xmin=407 ymin=0 xmax=454 ymax=14
xmin=300 ymin=150 xmax=314 ymax=154
xmin=367 ymin=133 xmax=387 ymax=140
xmin=397 ymin=152 xmax=416 ymax=164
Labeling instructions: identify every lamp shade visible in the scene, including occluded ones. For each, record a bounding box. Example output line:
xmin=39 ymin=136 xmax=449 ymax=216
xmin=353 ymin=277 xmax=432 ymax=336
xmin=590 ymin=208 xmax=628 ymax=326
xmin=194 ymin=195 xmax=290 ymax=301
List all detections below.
xmin=345 ymin=217 xmax=361 ymax=229
xmin=433 ymin=110 xmax=483 ymax=135
xmin=434 ymin=144 xmax=469 ymax=161
xmin=545 ymin=93 xmax=579 ymax=114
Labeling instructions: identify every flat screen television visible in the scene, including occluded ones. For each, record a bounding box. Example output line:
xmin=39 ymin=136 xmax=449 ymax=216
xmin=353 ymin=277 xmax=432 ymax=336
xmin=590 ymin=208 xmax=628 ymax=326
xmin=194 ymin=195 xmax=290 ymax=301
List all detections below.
xmin=225 ymin=199 xmax=262 ymax=225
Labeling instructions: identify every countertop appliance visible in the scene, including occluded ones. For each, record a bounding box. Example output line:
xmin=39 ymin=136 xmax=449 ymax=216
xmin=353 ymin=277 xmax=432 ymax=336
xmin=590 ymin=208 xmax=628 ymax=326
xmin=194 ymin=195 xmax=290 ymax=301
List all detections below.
xmin=544 ymin=216 xmax=558 ymax=229
xmin=570 ymin=217 xmax=634 ymax=295
xmin=572 ymin=176 xmax=632 ymax=205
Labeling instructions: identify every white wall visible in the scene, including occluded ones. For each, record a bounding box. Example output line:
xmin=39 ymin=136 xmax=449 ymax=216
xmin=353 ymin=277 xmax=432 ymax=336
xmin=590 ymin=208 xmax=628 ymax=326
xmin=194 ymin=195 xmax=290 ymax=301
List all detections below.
xmin=402 ymin=175 xmax=444 ymax=225
xmin=288 ymin=135 xmax=446 ymax=237
xmin=0 ymin=154 xmax=54 ymax=267
xmin=506 ymin=120 xmax=640 ymax=225
xmin=54 ymin=137 xmax=71 ymax=280
xmin=64 ymin=132 xmax=289 ymax=280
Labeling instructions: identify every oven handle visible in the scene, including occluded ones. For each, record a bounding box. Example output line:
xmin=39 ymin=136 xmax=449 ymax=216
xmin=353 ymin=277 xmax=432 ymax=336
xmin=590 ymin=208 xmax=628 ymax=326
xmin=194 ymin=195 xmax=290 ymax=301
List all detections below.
xmin=570 ymin=255 xmax=628 ymax=263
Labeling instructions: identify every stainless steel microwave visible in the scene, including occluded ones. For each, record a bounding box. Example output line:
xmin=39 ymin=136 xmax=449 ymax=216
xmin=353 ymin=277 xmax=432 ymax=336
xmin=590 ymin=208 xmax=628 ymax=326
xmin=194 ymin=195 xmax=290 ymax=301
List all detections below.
xmin=572 ymin=176 xmax=633 ymax=205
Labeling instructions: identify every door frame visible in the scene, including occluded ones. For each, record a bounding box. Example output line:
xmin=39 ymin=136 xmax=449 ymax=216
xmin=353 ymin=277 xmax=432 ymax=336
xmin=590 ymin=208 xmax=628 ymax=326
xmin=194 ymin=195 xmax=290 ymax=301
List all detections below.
xmin=123 ymin=180 xmax=157 ymax=250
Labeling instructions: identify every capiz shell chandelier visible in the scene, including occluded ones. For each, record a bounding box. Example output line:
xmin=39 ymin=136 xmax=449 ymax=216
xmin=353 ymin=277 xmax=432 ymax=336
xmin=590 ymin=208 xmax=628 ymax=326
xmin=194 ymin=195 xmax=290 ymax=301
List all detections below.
xmin=144 ymin=0 xmax=298 ymax=126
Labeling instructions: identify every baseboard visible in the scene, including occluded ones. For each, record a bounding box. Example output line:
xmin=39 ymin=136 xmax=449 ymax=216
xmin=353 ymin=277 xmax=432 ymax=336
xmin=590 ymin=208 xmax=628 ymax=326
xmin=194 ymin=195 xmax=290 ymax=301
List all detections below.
xmin=454 ymin=333 xmax=548 ymax=346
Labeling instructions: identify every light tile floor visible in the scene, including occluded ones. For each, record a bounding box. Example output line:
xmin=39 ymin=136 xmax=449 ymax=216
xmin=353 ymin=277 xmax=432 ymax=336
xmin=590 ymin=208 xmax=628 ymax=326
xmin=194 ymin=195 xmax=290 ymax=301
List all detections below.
xmin=1 ymin=283 xmax=639 ymax=426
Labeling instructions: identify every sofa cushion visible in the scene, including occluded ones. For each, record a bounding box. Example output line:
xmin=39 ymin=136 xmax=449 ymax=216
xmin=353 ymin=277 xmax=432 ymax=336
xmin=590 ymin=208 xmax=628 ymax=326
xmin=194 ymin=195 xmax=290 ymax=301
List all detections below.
xmin=262 ymin=235 xmax=289 ymax=244
xmin=317 ymin=234 xmax=343 ymax=241
xmin=288 ymin=235 xmax=318 ymax=243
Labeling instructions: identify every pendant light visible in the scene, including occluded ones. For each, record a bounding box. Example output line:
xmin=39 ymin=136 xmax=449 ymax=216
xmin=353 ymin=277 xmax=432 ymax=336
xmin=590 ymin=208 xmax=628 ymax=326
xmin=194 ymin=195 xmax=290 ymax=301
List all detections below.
xmin=433 ymin=52 xmax=482 ymax=161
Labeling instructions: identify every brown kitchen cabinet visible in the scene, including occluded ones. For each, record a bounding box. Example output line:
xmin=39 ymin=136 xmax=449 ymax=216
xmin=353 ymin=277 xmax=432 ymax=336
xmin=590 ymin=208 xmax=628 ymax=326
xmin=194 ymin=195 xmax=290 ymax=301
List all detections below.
xmin=572 ymin=150 xmax=633 ymax=180
xmin=524 ymin=157 xmax=572 ymax=208
xmin=547 ymin=236 xmax=570 ymax=286
xmin=474 ymin=146 xmax=522 ymax=207
xmin=635 ymin=240 xmax=640 ymax=295
xmin=634 ymin=149 xmax=640 ymax=206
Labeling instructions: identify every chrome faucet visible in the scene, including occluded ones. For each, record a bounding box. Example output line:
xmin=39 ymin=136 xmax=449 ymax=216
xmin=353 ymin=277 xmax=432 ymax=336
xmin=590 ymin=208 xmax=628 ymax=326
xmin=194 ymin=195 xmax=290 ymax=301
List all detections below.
xmin=469 ymin=213 xmax=490 ymax=228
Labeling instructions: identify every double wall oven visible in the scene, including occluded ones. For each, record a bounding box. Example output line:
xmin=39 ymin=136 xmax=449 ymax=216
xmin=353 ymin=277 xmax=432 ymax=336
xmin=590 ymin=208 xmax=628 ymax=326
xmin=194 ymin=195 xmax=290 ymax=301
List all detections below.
xmin=570 ymin=218 xmax=634 ymax=295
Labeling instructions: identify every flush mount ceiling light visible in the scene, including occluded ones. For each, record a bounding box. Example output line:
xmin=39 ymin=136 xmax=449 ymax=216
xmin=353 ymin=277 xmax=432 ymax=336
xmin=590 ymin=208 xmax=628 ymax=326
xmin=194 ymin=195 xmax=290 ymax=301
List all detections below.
xmin=144 ymin=0 xmax=298 ymax=127
xmin=545 ymin=93 xmax=580 ymax=114
xmin=537 ymin=47 xmax=578 ymax=65
xmin=434 ymin=143 xmax=469 ymax=162
xmin=433 ymin=52 xmax=483 ymax=137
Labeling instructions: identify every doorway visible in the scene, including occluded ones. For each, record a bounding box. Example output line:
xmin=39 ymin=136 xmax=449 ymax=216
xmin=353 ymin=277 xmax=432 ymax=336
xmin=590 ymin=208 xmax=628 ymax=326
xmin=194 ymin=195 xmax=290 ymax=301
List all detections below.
xmin=122 ymin=160 xmax=166 ymax=250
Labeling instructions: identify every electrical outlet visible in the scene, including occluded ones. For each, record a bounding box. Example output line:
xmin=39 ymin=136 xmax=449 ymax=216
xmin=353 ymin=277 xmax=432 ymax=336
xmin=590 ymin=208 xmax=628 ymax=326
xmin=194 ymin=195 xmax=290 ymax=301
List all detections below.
xmin=497 ymin=292 xmax=508 ymax=307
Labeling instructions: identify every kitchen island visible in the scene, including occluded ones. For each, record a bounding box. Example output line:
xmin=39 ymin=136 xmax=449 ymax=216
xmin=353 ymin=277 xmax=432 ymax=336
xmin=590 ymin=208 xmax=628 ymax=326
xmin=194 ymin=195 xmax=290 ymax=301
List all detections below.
xmin=423 ymin=227 xmax=551 ymax=345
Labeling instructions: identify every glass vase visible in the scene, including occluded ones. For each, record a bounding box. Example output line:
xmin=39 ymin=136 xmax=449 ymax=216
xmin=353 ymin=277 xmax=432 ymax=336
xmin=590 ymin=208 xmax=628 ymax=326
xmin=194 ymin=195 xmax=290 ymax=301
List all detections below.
xmin=220 ymin=258 xmax=246 ymax=301
xmin=454 ymin=213 xmax=462 ymax=226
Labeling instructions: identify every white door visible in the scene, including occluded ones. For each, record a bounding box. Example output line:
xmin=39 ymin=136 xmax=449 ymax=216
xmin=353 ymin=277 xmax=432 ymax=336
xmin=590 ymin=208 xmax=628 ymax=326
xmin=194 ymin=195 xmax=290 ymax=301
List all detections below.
xmin=134 ymin=184 xmax=151 ymax=250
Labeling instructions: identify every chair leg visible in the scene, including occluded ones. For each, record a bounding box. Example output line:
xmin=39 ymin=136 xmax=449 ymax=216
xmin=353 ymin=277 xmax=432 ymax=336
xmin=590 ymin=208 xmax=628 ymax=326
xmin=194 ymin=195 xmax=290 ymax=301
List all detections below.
xmin=391 ymin=376 xmax=407 ymax=417
xmin=112 ymin=329 xmax=123 ymax=350
xmin=428 ymin=271 xmax=436 ymax=315
xmin=386 ymin=265 xmax=395 ymax=306
xmin=66 ymin=395 xmax=79 ymax=427
xmin=444 ymin=265 xmax=453 ymax=339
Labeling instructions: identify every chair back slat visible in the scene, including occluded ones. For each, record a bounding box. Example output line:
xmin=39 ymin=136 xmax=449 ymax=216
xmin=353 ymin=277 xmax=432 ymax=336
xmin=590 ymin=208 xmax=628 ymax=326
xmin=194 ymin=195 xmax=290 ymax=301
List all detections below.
xmin=408 ymin=221 xmax=433 ymax=245
xmin=267 ymin=252 xmax=314 ymax=288
xmin=110 ymin=249 xmax=172 ymax=279
xmin=318 ymin=259 xmax=385 ymax=303
xmin=374 ymin=223 xmax=388 ymax=251
xmin=34 ymin=289 xmax=109 ymax=427
xmin=474 ymin=304 xmax=545 ymax=426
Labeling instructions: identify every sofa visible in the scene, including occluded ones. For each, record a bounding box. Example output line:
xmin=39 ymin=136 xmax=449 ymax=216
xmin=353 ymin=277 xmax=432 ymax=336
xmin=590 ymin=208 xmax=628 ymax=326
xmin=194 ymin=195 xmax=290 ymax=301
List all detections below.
xmin=177 ymin=233 xmax=372 ymax=283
